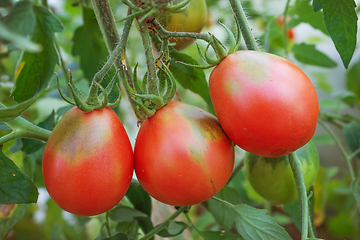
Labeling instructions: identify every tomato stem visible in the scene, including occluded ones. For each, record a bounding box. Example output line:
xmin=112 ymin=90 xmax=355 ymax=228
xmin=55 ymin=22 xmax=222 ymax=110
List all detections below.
xmin=211 ymin=196 xmax=235 ymax=208
xmin=0 ymin=111 xmax=51 ymax=145
xmin=136 ymin=18 xmax=160 ymax=97
xmin=228 ymin=0 xmax=259 ymax=51
xmin=288 ymin=152 xmax=309 ymax=240
xmin=140 ymin=206 xmax=187 ymax=240
xmin=91 ymin=0 xmax=133 ymax=97
xmin=318 ymin=118 xmax=356 ymax=181
xmin=154 ymin=19 xmax=214 ymax=46
xmin=282 ymin=0 xmax=291 ymax=58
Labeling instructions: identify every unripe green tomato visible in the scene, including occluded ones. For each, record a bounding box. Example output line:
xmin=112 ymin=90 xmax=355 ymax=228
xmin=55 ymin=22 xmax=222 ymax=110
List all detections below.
xmin=244 ymin=140 xmax=319 ymax=205
xmin=156 ymin=0 xmax=207 ymax=51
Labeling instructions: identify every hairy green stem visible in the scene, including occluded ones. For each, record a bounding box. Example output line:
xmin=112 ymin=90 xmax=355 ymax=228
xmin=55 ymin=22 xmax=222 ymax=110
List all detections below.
xmin=318 ymin=118 xmax=356 ymax=181
xmin=154 ymin=19 xmax=214 ymax=46
xmin=228 ymin=0 xmax=259 ymax=51
xmin=137 ymin=19 xmax=159 ymax=96
xmin=308 ymin=215 xmax=316 ymax=238
xmin=283 ymin=0 xmax=291 ymax=57
xmin=0 ymin=103 xmax=51 ymax=144
xmin=0 ymin=118 xmax=51 ymax=145
xmin=288 ymin=152 xmax=308 ymax=240
xmin=184 ymin=213 xmax=207 ymax=239
xmin=140 ymin=206 xmax=187 ymax=240
xmin=211 ymin=196 xmax=235 ymax=208
xmin=105 ymin=211 xmax=111 ymax=237
xmin=90 ymin=0 xmax=133 ymax=90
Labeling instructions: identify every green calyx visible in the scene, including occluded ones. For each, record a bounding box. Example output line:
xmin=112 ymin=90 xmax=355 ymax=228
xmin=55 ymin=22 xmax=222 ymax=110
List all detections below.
xmin=119 ymin=0 xmax=191 ymax=23
xmin=125 ymin=61 xmax=176 ymax=120
xmin=177 ymin=17 xmax=242 ymax=69
xmin=57 ymin=70 xmax=121 ymax=113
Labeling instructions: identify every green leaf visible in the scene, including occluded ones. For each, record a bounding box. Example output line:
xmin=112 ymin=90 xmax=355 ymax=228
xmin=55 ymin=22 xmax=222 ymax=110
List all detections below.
xmin=0 ymin=22 xmax=41 ymax=53
xmin=11 ymin=5 xmax=63 ymax=103
xmin=0 ymin=147 xmax=38 ymax=204
xmin=0 ymin=204 xmax=29 ymax=240
xmin=346 ymin=57 xmax=360 ymax=105
xmin=71 ymin=6 xmax=118 ymax=101
xmin=125 ymin=183 xmax=154 ymax=239
xmin=350 ymin=180 xmax=360 ymax=213
xmin=169 ymin=49 xmax=214 ymax=112
xmin=72 ymin=7 xmax=109 ymax=81
xmin=0 ymin=122 xmax=11 ymax=130
xmin=333 ymin=90 xmax=356 ymax=107
xmin=21 ymin=110 xmax=55 ymax=154
xmin=311 ymin=133 xmax=335 ymax=146
xmin=294 ymin=0 xmax=328 ymax=35
xmin=312 ymin=0 xmax=323 ymax=12
xmin=0 ymin=96 xmax=40 ymax=122
xmin=322 ymin=0 xmax=358 ymax=68
xmin=208 ymin=186 xmax=242 ymax=230
xmin=234 ymin=204 xmax=292 ymax=240
xmin=2 ymin=0 xmax=36 ymax=36
xmin=115 ymin=221 xmax=139 ymax=239
xmin=108 ymin=205 xmax=148 ymax=222
xmin=200 ymin=230 xmax=244 ymax=240
xmin=292 ymin=43 xmax=337 ymax=68
xmin=0 ymin=0 xmax=12 ymax=7
xmin=157 ymin=221 xmax=188 ymax=237
xmin=126 ymin=183 xmax=152 ymax=216
xmin=95 ymin=232 xmax=130 ymax=240
xmin=343 ymin=120 xmax=360 ymax=159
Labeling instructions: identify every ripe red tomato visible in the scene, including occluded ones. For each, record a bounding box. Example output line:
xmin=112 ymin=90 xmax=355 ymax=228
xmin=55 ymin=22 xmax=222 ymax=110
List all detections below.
xmin=156 ymin=0 xmax=207 ymax=50
xmin=244 ymin=140 xmax=319 ymax=204
xmin=209 ymin=50 xmax=319 ymax=157
xmin=42 ymin=107 xmax=134 ymax=216
xmin=134 ymin=101 xmax=234 ymax=206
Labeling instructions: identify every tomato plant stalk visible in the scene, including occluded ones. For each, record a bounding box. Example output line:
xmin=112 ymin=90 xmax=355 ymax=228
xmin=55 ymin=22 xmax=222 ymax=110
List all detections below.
xmin=288 ymin=152 xmax=309 ymax=240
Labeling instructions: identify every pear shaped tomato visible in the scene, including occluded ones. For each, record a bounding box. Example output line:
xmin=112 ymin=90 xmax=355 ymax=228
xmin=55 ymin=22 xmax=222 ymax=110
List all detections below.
xmin=209 ymin=50 xmax=319 ymax=157
xmin=134 ymin=101 xmax=234 ymax=206
xmin=42 ymin=107 xmax=134 ymax=216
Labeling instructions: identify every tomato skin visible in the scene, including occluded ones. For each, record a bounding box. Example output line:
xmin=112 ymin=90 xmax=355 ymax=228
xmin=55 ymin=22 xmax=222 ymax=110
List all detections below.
xmin=134 ymin=101 xmax=234 ymax=206
xmin=157 ymin=0 xmax=207 ymax=51
xmin=244 ymin=140 xmax=319 ymax=204
xmin=42 ymin=107 xmax=134 ymax=216
xmin=209 ymin=50 xmax=319 ymax=157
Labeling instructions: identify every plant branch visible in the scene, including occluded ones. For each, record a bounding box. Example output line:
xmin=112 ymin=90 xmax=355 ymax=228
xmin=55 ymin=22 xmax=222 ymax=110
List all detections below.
xmin=318 ymin=118 xmax=356 ymax=181
xmin=211 ymin=196 xmax=235 ymax=208
xmin=137 ymin=19 xmax=159 ymax=96
xmin=154 ymin=19 xmax=214 ymax=46
xmin=140 ymin=206 xmax=187 ymax=240
xmin=228 ymin=0 xmax=259 ymax=51
xmin=288 ymin=152 xmax=308 ymax=240
xmin=283 ymin=0 xmax=291 ymax=57
xmin=90 ymin=0 xmax=133 ymax=93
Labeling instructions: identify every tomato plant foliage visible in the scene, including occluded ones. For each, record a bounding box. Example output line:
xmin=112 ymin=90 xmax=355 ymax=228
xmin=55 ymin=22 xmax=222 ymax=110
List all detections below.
xmin=0 ymin=0 xmax=359 ymax=239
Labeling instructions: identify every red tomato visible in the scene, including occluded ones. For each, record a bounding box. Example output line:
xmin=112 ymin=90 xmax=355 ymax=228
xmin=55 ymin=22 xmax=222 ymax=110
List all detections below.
xmin=42 ymin=107 xmax=134 ymax=216
xmin=134 ymin=101 xmax=234 ymax=206
xmin=209 ymin=50 xmax=319 ymax=157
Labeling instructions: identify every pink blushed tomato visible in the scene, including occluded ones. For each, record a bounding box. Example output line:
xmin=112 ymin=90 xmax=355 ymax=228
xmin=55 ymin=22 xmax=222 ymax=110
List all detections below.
xmin=134 ymin=101 xmax=234 ymax=206
xmin=209 ymin=50 xmax=319 ymax=157
xmin=42 ymin=107 xmax=134 ymax=216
